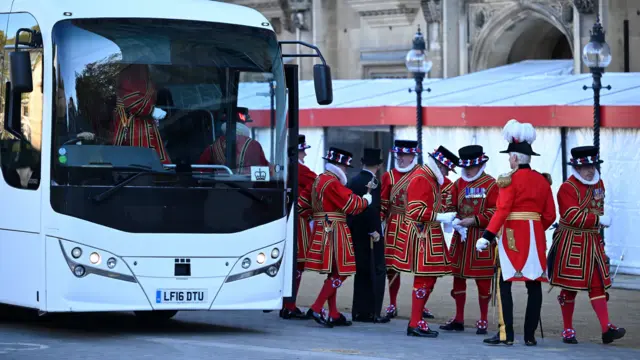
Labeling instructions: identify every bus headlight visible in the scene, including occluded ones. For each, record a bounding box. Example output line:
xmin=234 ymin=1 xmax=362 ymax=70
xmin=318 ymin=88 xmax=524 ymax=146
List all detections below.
xmin=107 ymin=257 xmax=117 ymax=269
xmin=256 ymin=253 xmax=266 ymax=264
xmin=271 ymin=248 xmax=279 ymax=259
xmin=73 ymin=265 xmax=86 ymax=277
xmin=241 ymin=258 xmax=251 ymax=269
xmin=89 ymin=252 xmax=101 ymax=264
xmin=71 ymin=247 xmax=82 ymax=259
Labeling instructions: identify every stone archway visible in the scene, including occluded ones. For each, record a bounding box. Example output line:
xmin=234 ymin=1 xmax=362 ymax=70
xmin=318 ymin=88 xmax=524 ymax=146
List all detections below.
xmin=470 ymin=3 xmax=573 ymax=72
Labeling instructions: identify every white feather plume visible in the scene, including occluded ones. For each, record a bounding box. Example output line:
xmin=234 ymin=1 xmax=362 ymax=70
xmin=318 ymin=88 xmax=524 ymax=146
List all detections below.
xmin=502 ymin=118 xmax=536 ymax=144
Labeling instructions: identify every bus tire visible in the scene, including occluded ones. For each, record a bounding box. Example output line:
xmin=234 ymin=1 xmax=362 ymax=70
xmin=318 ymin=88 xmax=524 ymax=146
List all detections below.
xmin=134 ymin=310 xmax=178 ymax=322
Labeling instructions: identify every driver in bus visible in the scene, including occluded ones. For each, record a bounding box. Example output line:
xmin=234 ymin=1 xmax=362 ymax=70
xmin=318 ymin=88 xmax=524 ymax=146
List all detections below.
xmin=197 ymin=109 xmax=270 ymax=175
xmin=76 ymin=63 xmax=170 ymax=164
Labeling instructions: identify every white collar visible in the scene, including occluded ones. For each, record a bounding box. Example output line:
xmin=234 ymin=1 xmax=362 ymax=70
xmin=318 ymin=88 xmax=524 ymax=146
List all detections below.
xmin=298 ymin=159 xmax=304 ymax=165
xmin=571 ymin=167 xmax=600 ymax=186
xmin=325 ymin=163 xmax=348 ymax=185
xmin=395 ymin=156 xmax=417 ymax=173
xmin=460 ymin=163 xmax=487 ymax=183
xmin=424 ymin=155 xmax=444 ymax=185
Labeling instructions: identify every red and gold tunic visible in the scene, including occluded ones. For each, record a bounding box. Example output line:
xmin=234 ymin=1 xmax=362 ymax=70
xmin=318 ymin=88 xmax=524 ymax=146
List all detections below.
xmin=548 ymin=176 xmax=610 ymax=291
xmin=440 ymin=176 xmax=455 ymax=212
xmin=484 ymin=165 xmax=556 ymax=282
xmin=385 ymin=165 xmax=451 ymax=276
xmin=380 ymin=167 xmax=418 ymax=267
xmin=296 ymin=162 xmax=317 ymax=263
xmin=448 ymin=173 xmax=498 ymax=279
xmin=299 ymin=170 xmax=369 ymax=275
xmin=198 ymin=135 xmax=269 ymax=175
xmin=112 ymin=64 xmax=171 ymax=164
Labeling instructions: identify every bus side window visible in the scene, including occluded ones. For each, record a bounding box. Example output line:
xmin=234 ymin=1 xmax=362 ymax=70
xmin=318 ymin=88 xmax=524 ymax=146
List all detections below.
xmin=0 ymin=12 xmax=43 ymax=190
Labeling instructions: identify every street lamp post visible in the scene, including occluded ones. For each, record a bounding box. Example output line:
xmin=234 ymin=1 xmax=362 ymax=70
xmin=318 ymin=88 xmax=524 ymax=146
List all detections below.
xmin=582 ymin=16 xmax=612 ymax=170
xmin=582 ymin=16 xmax=613 ymax=278
xmin=405 ymin=25 xmax=432 ymax=165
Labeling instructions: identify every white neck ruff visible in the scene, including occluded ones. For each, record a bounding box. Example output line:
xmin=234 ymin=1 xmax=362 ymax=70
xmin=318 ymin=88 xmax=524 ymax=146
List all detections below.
xmin=326 ymin=163 xmax=347 ymax=185
xmin=298 ymin=159 xmax=304 ymax=165
xmin=461 ymin=163 xmax=487 ymax=183
xmin=395 ymin=156 xmax=417 ymax=173
xmin=425 ymin=155 xmax=444 ymax=185
xmin=571 ymin=167 xmax=600 ymax=186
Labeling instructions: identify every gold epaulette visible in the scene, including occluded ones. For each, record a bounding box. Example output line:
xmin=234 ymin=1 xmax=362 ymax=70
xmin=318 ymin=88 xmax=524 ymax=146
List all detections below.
xmin=497 ymin=168 xmax=517 ymax=188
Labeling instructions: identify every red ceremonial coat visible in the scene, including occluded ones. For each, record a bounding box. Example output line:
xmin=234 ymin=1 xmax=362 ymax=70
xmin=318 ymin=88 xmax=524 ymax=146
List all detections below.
xmin=299 ymin=170 xmax=369 ymax=275
xmin=296 ymin=162 xmax=317 ymax=263
xmin=440 ymin=177 xmax=454 ymax=212
xmin=380 ymin=167 xmax=416 ymax=268
xmin=548 ymin=176 xmax=611 ymax=291
xmin=485 ymin=165 xmax=556 ymax=282
xmin=198 ymin=135 xmax=269 ymax=175
xmin=448 ymin=173 xmax=498 ymax=279
xmin=385 ymin=165 xmax=451 ymax=276
xmin=112 ymin=64 xmax=171 ymax=164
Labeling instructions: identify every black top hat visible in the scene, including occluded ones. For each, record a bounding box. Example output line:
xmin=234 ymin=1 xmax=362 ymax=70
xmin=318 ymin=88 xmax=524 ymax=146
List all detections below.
xmin=323 ymin=147 xmax=354 ymax=168
xmin=428 ymin=145 xmax=459 ymax=173
xmin=298 ymin=135 xmax=311 ymax=150
xmin=361 ymin=148 xmax=383 ymax=166
xmin=458 ymin=145 xmax=489 ymax=167
xmin=391 ymin=139 xmax=420 ymax=154
xmin=499 ymin=142 xmax=539 ymax=156
xmin=568 ymin=145 xmax=603 ymax=166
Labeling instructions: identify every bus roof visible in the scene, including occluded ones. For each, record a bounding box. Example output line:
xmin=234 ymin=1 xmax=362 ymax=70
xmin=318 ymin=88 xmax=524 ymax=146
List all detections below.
xmin=9 ymin=0 xmax=273 ymax=32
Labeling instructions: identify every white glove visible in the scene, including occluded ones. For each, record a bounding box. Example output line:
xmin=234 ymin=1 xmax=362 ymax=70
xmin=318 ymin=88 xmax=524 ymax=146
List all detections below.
xmin=452 ymin=218 xmax=461 ymax=227
xmin=436 ymin=212 xmax=457 ymax=224
xmin=476 ymin=238 xmax=490 ymax=252
xmin=442 ymin=222 xmax=453 ymax=233
xmin=599 ymin=215 xmax=612 ymax=227
xmin=362 ymin=193 xmax=372 ymax=205
xmin=152 ymin=107 xmax=167 ymax=120
xmin=381 ymin=220 xmax=386 ymax=235
xmin=309 ymin=220 xmax=315 ymax=233
xmin=454 ymin=225 xmax=468 ymax=242
xmin=369 ymin=231 xmax=381 ymax=242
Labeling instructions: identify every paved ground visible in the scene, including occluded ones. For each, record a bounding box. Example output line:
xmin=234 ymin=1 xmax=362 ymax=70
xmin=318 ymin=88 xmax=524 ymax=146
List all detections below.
xmin=0 ymin=273 xmax=637 ymax=359
xmin=0 ymin=305 xmax=638 ymax=360
xmin=297 ymin=271 xmax=640 ymax=348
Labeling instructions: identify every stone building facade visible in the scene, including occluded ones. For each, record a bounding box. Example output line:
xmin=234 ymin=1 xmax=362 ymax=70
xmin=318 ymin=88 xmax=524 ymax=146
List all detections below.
xmin=225 ymin=0 xmax=640 ymax=80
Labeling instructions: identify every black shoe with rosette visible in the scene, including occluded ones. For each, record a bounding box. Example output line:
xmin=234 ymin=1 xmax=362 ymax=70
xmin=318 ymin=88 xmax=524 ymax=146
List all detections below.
xmin=407 ymin=320 xmax=439 ymax=338
xmin=602 ymin=324 xmax=626 ymax=344
xmin=562 ymin=328 xmax=578 ymax=344
xmin=476 ymin=320 xmax=488 ymax=335
xmin=439 ymin=318 xmax=465 ymax=331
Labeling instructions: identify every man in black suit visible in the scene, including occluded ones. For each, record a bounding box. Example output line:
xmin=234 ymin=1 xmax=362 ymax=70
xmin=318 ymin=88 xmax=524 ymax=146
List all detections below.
xmin=348 ymin=148 xmax=390 ymax=323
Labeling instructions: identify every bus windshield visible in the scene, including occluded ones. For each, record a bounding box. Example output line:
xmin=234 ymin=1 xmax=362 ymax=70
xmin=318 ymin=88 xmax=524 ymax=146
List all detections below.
xmin=50 ymin=18 xmax=288 ymax=234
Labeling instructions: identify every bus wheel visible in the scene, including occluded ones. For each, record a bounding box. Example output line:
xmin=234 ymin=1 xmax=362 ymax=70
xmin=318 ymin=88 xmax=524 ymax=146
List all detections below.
xmin=134 ymin=310 xmax=178 ymax=323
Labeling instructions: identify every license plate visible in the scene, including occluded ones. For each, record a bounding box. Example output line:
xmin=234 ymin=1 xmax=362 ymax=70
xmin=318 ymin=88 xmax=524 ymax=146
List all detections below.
xmin=155 ymin=289 xmax=207 ymax=304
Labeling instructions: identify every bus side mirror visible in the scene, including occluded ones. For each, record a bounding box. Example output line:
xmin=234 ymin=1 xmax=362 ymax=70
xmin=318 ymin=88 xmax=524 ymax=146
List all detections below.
xmin=313 ymin=64 xmax=333 ymax=105
xmin=9 ymin=51 xmax=33 ymax=93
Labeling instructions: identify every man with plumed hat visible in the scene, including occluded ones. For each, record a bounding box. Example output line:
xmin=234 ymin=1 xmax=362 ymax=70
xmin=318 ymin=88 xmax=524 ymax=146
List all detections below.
xmin=548 ymin=145 xmax=625 ymax=344
xmin=280 ymin=135 xmax=317 ymax=320
xmin=348 ymin=148 xmax=389 ymax=323
xmin=475 ymin=119 xmax=556 ymax=346
xmin=382 ymin=140 xmax=457 ymax=337
xmin=439 ymin=145 xmax=498 ymax=335
xmin=298 ymin=147 xmax=372 ymax=327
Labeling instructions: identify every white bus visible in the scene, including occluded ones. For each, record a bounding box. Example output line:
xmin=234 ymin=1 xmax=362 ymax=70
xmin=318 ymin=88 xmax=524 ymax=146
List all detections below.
xmin=0 ymin=0 xmax=332 ymax=321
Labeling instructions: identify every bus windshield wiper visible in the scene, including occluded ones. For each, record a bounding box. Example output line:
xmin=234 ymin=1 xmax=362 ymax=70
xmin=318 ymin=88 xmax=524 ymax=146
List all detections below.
xmin=92 ymin=165 xmax=172 ymax=203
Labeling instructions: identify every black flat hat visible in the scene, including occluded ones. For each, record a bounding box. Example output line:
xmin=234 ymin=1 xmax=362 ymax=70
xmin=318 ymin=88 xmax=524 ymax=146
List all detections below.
xmin=428 ymin=145 xmax=459 ymax=173
xmin=323 ymin=147 xmax=354 ymax=168
xmin=458 ymin=145 xmax=489 ymax=167
xmin=568 ymin=145 xmax=603 ymax=166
